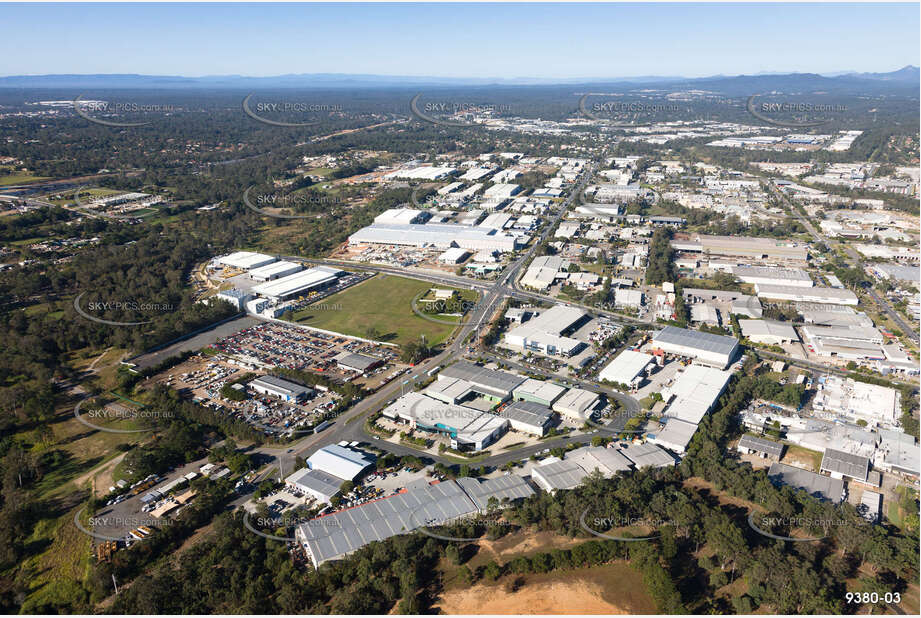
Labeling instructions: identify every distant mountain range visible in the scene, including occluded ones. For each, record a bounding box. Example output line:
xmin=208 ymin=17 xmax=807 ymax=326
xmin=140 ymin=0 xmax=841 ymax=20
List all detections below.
xmin=0 ymin=66 xmax=917 ymax=92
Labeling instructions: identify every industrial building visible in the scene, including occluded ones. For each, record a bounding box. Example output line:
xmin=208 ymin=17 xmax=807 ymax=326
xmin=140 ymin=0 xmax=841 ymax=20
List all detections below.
xmin=248 ymin=260 xmax=303 ymax=282
xmin=504 ymin=305 xmax=589 ymax=357
xmin=438 ymin=247 xmax=470 ymax=264
xmin=381 ymin=392 xmax=508 ymax=451
xmin=214 ymin=288 xmax=250 ymax=310
xmin=859 ymin=491 xmax=883 ymax=522
xmin=530 ymin=446 xmax=631 ymax=492
xmin=614 ymin=288 xmax=644 ymax=308
xmin=649 ymin=418 xmax=699 ymax=454
xmin=767 ymin=463 xmax=845 ymax=503
xmin=736 ymin=434 xmax=785 ymax=460
xmin=739 ymin=319 xmax=799 ymax=345
xmin=249 ymin=375 xmax=313 ymax=402
xmin=552 ymin=387 xmax=601 ymax=421
xmin=348 ymin=222 xmax=522 ymax=253
xmin=731 ymin=266 xmax=813 ymax=287
xmin=374 ymin=208 xmax=430 ymax=225
xmin=296 ymin=479 xmax=478 ymax=567
xmin=438 ymin=361 xmax=526 ymax=401
xmin=285 ymin=467 xmax=347 ymax=504
xmin=499 ymin=400 xmax=555 ymax=436
xmin=820 ymin=448 xmax=871 ymax=483
xmin=598 ymin=350 xmax=655 ymax=387
xmin=512 ymin=379 xmax=567 ymax=406
xmin=651 ymin=326 xmax=740 ymax=369
xmin=661 ymin=364 xmax=732 ymax=425
xmin=874 ymin=430 xmax=919 ymax=478
xmin=334 ymin=352 xmax=382 ymax=373
xmin=812 ymin=376 xmax=900 ymax=428
xmin=801 ymin=324 xmax=886 ymax=361
xmin=251 ymin=267 xmax=342 ymax=301
xmin=307 ymin=444 xmax=376 ymax=482
xmin=672 ymin=235 xmax=809 ymax=263
xmin=755 ymin=284 xmax=858 ymax=306
xmin=218 ymin=251 xmax=277 ymax=270
xmin=615 ymin=443 xmax=677 ymax=469
xmin=455 ymin=475 xmax=535 ymax=512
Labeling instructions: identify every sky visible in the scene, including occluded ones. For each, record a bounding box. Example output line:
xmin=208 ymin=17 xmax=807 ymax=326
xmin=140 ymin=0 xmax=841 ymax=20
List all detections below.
xmin=1 ymin=2 xmax=918 ymax=79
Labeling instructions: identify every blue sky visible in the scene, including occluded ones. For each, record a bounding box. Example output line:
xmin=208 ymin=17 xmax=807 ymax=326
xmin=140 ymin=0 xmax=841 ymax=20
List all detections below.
xmin=1 ymin=2 xmax=918 ymax=78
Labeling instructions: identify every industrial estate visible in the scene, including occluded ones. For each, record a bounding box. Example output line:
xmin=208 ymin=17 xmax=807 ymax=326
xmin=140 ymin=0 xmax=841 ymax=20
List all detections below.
xmin=0 ymin=4 xmax=918 ymax=616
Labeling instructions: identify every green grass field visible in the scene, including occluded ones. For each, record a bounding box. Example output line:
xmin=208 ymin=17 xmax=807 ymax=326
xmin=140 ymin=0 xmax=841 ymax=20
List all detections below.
xmin=291 ymin=274 xmax=475 ymax=347
xmin=0 ymin=166 xmax=51 ymax=186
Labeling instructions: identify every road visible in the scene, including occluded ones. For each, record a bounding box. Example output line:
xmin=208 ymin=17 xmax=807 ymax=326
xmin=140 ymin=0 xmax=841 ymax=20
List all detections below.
xmin=766 ymin=180 xmax=919 ymax=343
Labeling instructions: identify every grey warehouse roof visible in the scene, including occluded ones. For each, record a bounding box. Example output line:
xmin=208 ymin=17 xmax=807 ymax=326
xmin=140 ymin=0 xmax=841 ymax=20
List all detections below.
xmin=250 ymin=374 xmax=313 ymax=398
xmin=768 ymin=462 xmax=845 ymax=503
xmin=653 ymin=325 xmax=739 ymax=355
xmin=500 ymin=400 xmax=554 ymax=428
xmin=532 ymin=459 xmax=588 ymax=491
xmin=455 ymin=475 xmax=535 ymax=511
xmin=298 ymin=480 xmax=477 ymax=566
xmin=439 ymin=360 xmax=526 ymax=398
xmin=738 ymin=434 xmax=785 ymax=458
xmin=287 ymin=468 xmax=344 ymax=499
xmin=820 ymin=447 xmax=870 ymax=482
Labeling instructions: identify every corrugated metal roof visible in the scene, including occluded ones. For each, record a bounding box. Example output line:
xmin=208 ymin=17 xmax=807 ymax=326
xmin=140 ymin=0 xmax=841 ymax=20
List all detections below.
xmin=820 ymin=447 xmax=870 ymax=481
xmin=653 ymin=326 xmax=739 ymax=355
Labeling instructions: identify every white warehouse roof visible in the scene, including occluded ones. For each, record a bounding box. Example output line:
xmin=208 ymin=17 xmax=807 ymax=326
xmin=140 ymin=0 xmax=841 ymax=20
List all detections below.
xmin=218 ymin=251 xmax=277 ymax=270
xmin=599 ymin=350 xmax=654 ymax=385
xmin=251 ymin=267 xmax=338 ymax=300
xmin=307 ymin=445 xmax=375 ymax=481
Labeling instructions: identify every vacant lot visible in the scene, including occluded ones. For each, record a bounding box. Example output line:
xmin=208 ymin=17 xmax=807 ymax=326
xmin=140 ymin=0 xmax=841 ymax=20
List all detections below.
xmin=435 ymin=563 xmax=655 ymax=614
xmin=292 ymin=274 xmax=473 ymax=347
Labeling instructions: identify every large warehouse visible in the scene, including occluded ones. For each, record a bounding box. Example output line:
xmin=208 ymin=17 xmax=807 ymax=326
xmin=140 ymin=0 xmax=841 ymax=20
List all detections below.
xmin=438 ymin=361 xmax=526 ymax=401
xmin=249 ymin=375 xmax=313 ymax=402
xmin=754 ymin=284 xmax=858 ymax=306
xmin=731 ymin=266 xmax=813 ymax=287
xmin=651 ymin=326 xmax=740 ymax=369
xmin=511 ymin=378 xmax=567 ymax=406
xmin=348 ymin=222 xmax=523 ymax=253
xmin=285 ymin=467 xmax=347 ymax=504
xmin=248 ymin=260 xmax=303 ymax=282
xmin=251 ymin=267 xmax=341 ymax=300
xmin=504 ymin=305 xmax=589 ymax=357
xmin=381 ymin=391 xmax=508 ymax=451
xmin=552 ymin=387 xmax=601 ymax=420
xmin=661 ymin=364 xmax=733 ymax=425
xmin=499 ymin=400 xmax=555 ymax=436
xmin=598 ymin=350 xmax=655 ymax=387
xmin=218 ymin=251 xmax=277 ymax=270
xmin=306 ymin=444 xmax=375 ymax=481
xmin=739 ymin=319 xmax=799 ymax=345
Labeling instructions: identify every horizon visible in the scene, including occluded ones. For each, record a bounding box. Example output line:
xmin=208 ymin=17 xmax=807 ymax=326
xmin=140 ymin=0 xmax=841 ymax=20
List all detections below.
xmin=1 ymin=2 xmax=918 ymax=78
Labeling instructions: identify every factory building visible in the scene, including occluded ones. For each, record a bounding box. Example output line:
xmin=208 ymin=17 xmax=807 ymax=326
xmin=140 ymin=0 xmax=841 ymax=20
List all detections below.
xmin=738 ymin=319 xmax=799 ymax=345
xmin=248 ymin=260 xmax=303 ymax=282
xmin=615 ymin=443 xmax=677 ymax=469
xmin=249 ymin=375 xmax=313 ymax=402
xmin=374 ymin=208 xmax=430 ymax=225
xmin=381 ymin=392 xmax=508 ymax=451
xmin=732 ymin=266 xmax=813 ymax=287
xmin=306 ymin=444 xmax=376 ymax=481
xmin=755 ymin=284 xmax=858 ymax=306
xmin=218 ymin=251 xmax=277 ymax=270
xmin=214 ymin=288 xmax=250 ymax=311
xmin=251 ymin=267 xmax=342 ymax=301
xmin=512 ymin=378 xmax=567 ymax=406
xmin=812 ymin=376 xmax=900 ymax=428
xmin=767 ymin=463 xmax=845 ymax=503
xmin=498 ymin=400 xmax=555 ymax=436
xmin=504 ymin=305 xmax=589 ymax=357
xmin=438 ymin=361 xmax=526 ymax=402
xmin=736 ymin=434 xmax=785 ymax=460
xmin=348 ymin=222 xmax=522 ymax=253
xmin=651 ymin=326 xmax=740 ymax=369
xmin=552 ymin=387 xmax=601 ymax=421
xmin=661 ymin=364 xmax=732 ymax=425
xmin=334 ymin=352 xmax=382 ymax=373
xmin=598 ymin=350 xmax=655 ymax=388
xmin=285 ymin=467 xmax=347 ymax=504
xmin=649 ymin=418 xmax=699 ymax=455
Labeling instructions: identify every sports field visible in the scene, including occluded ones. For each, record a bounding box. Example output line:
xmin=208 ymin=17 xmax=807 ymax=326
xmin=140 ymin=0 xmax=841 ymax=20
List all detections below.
xmin=291 ymin=274 xmax=476 ymax=347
